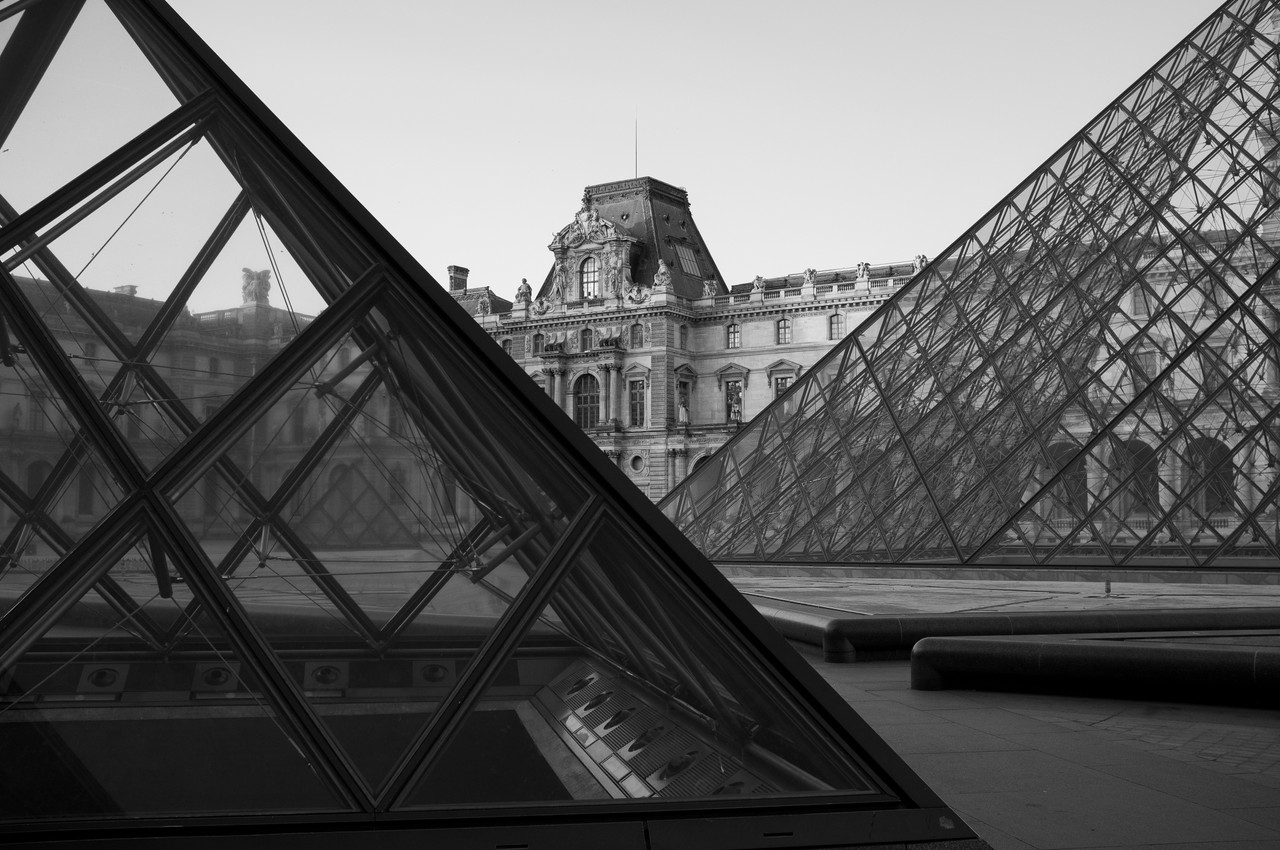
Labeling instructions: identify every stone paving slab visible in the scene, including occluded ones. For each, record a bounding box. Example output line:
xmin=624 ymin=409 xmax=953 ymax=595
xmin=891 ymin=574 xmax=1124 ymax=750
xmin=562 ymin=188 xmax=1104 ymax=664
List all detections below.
xmin=731 ymin=577 xmax=1280 ymax=616
xmin=812 ymin=658 xmax=1280 ymax=850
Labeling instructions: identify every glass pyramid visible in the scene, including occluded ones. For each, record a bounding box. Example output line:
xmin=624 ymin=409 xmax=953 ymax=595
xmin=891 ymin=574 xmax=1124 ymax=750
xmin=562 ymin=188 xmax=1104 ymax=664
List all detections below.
xmin=666 ymin=0 xmax=1280 ymax=571
xmin=0 ymin=1 xmax=976 ymax=845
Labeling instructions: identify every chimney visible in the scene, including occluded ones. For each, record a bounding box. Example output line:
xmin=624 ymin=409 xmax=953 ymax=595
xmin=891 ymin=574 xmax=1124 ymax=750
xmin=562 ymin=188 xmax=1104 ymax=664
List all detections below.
xmin=113 ymin=285 xmax=137 ymax=297
xmin=447 ymin=265 xmax=470 ymax=291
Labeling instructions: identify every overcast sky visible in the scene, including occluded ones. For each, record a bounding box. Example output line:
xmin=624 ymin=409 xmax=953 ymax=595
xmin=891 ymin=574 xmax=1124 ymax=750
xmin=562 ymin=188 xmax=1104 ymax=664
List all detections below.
xmin=166 ymin=1 xmax=1220 ymax=302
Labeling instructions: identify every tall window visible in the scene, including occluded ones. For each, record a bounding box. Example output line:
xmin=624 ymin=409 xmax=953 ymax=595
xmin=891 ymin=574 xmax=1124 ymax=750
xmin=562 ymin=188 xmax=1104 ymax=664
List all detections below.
xmin=630 ymin=323 xmax=644 ymax=348
xmin=1187 ymin=438 xmax=1233 ymax=515
xmin=726 ymin=323 xmax=741 ymax=349
xmin=28 ymin=391 xmax=46 ymax=432
xmin=829 ymin=313 xmax=844 ymax=340
xmin=208 ymin=356 xmax=221 ymax=376
xmin=580 ymin=257 xmax=600 ymax=299
xmin=501 ymin=338 xmax=512 ymax=356
xmin=580 ymin=327 xmax=593 ymax=351
xmin=725 ymin=379 xmax=743 ymax=423
xmin=628 ymin=380 xmax=645 ymax=427
xmin=1116 ymin=439 xmax=1159 ymax=516
xmin=1131 ymin=287 xmax=1153 ymax=319
xmin=1131 ymin=343 xmax=1161 ymax=394
xmin=77 ymin=470 xmax=95 ymax=516
xmin=1047 ymin=443 xmax=1087 ymax=517
xmin=678 ymin=380 xmax=691 ymax=423
xmin=774 ymin=376 xmax=791 ymax=398
xmin=533 ymin=333 xmax=544 ymax=354
xmin=573 ymin=374 xmax=600 ymax=428
xmin=776 ymin=318 xmax=791 ymax=345
xmin=674 ymin=243 xmax=700 ymax=276
xmin=680 ymin=324 xmax=689 ymax=349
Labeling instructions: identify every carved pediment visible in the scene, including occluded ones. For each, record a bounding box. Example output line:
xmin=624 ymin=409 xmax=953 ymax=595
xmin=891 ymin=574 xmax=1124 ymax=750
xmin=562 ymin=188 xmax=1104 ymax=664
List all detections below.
xmin=550 ymin=205 xmax=626 ymax=250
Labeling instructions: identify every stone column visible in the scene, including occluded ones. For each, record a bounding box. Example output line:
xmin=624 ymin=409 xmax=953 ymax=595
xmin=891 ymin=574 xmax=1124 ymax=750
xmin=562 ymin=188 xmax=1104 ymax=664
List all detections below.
xmin=600 ymin=367 xmax=612 ymax=422
xmin=675 ymin=448 xmax=689 ymax=481
xmin=612 ymin=368 xmax=625 ymax=425
xmin=1086 ymin=451 xmax=1108 ymax=540
xmin=556 ymin=368 xmax=568 ymax=411
xmin=1158 ymin=446 xmax=1178 ymax=541
xmin=544 ymin=368 xmax=557 ymax=401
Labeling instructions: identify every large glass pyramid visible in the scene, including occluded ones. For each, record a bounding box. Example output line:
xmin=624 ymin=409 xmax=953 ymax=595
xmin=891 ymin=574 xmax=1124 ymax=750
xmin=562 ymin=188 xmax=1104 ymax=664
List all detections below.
xmin=666 ymin=0 xmax=1280 ymax=571
xmin=0 ymin=1 xmax=978 ymax=846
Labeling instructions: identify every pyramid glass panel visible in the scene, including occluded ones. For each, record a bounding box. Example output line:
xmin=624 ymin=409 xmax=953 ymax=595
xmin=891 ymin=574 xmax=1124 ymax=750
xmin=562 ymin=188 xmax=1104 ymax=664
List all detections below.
xmin=0 ymin=1 xmax=974 ymax=845
xmin=666 ymin=0 xmax=1280 ymax=571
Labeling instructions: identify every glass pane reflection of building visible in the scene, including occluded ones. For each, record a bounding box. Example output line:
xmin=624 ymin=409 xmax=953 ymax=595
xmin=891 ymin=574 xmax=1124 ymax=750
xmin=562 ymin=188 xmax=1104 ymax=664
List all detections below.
xmin=0 ymin=1 xmax=971 ymax=845
xmin=666 ymin=0 xmax=1280 ymax=572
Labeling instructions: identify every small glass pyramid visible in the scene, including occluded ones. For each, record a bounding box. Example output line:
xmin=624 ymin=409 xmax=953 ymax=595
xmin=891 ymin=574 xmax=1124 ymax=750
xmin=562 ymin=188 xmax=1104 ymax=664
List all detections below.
xmin=666 ymin=0 xmax=1280 ymax=571
xmin=0 ymin=1 xmax=975 ymax=845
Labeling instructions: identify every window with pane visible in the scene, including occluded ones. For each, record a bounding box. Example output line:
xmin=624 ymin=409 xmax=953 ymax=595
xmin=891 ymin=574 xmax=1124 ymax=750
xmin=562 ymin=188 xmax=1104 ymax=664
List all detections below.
xmin=580 ymin=328 xmax=593 ymax=351
xmin=533 ymin=333 xmax=544 ymax=354
xmin=580 ymin=256 xmax=600 ymax=299
xmin=776 ymin=318 xmax=791 ymax=345
xmin=208 ymin=356 xmax=221 ymax=375
xmin=675 ymin=242 xmax=701 ymax=276
xmin=501 ymin=338 xmax=511 ymax=356
xmin=774 ymin=376 xmax=791 ymax=398
xmin=680 ymin=324 xmax=689 ymax=349
xmin=629 ymin=380 xmax=645 ymax=427
xmin=725 ymin=379 xmax=743 ymax=423
xmin=829 ymin=313 xmax=844 ymax=340
xmin=1131 ymin=287 xmax=1153 ymax=319
xmin=574 ymin=374 xmax=601 ymax=427
xmin=630 ymin=323 xmax=643 ymax=348
xmin=726 ymin=323 xmax=740 ymax=349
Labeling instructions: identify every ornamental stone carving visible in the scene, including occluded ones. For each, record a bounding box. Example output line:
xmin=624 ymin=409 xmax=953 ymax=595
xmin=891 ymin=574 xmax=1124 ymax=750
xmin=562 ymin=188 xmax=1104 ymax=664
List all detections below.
xmin=702 ymin=279 xmax=717 ymax=297
xmin=752 ymin=275 xmax=765 ymax=291
xmin=803 ymin=268 xmax=817 ymax=287
xmin=551 ymin=203 xmax=621 ymax=250
xmin=625 ymin=284 xmax=650 ymax=304
xmin=913 ymin=254 xmax=929 ymax=273
xmin=653 ymin=258 xmax=672 ymax=291
xmin=855 ymin=262 xmax=871 ymax=281
xmin=476 ymin=293 xmax=491 ymax=315
xmin=241 ymin=268 xmax=271 ymax=305
xmin=515 ymin=278 xmax=532 ymax=303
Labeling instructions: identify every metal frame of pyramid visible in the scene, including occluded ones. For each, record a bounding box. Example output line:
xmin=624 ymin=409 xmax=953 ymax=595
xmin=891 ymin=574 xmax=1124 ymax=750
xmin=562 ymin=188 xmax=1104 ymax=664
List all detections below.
xmin=665 ymin=0 xmax=1280 ymax=572
xmin=0 ymin=1 xmax=980 ymax=846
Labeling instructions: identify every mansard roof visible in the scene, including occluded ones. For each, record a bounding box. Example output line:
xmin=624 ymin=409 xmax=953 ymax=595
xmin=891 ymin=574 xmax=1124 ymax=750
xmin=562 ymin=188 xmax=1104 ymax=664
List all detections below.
xmin=537 ymin=176 xmax=728 ymax=301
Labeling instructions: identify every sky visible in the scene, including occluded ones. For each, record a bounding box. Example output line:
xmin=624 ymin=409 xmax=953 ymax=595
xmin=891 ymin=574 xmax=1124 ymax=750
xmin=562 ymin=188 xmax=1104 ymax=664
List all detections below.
xmin=159 ymin=0 xmax=1221 ymax=304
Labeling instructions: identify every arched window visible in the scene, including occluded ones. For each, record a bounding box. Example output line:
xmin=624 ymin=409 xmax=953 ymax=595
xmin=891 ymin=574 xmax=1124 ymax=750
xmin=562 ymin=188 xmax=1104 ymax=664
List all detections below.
xmin=1046 ymin=442 xmax=1087 ymax=517
xmin=1186 ymin=438 xmax=1233 ymax=515
xmin=580 ymin=327 xmax=593 ymax=351
xmin=726 ymin=323 xmax=741 ymax=349
xmin=1116 ymin=439 xmax=1159 ymax=516
xmin=776 ymin=318 xmax=792 ymax=345
xmin=580 ymin=257 xmax=599 ymax=299
xmin=573 ymin=374 xmax=600 ymax=428
xmin=532 ymin=333 xmax=544 ymax=354
xmin=829 ymin=313 xmax=844 ymax=340
xmin=501 ymin=338 xmax=512 ymax=356
xmin=630 ymin=323 xmax=644 ymax=348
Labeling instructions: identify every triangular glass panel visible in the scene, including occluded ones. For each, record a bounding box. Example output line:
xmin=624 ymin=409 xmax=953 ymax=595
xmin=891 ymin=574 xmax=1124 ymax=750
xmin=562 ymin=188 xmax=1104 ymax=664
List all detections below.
xmin=0 ymin=527 xmax=347 ymax=823
xmin=0 ymin=0 xmax=979 ymax=843
xmin=397 ymin=517 xmax=889 ymax=808
xmin=668 ymin=1 xmax=1280 ymax=573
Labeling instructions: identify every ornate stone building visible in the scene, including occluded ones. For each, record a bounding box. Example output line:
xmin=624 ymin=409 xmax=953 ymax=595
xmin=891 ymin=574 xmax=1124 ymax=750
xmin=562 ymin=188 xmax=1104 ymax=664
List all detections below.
xmin=458 ymin=177 xmax=924 ymax=500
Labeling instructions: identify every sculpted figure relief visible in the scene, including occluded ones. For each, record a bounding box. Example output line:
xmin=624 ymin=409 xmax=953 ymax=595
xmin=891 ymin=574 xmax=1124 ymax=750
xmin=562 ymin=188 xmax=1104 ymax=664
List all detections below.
xmin=241 ymin=268 xmax=271 ymax=305
xmin=515 ymin=278 xmax=532 ymax=303
xmin=913 ymin=254 xmax=929 ymax=273
xmin=803 ymin=268 xmax=817 ymax=287
xmin=653 ymin=258 xmax=672 ymax=291
xmin=751 ymin=275 xmax=765 ymax=292
xmin=702 ymin=279 xmax=717 ymax=297
xmin=855 ymin=262 xmax=871 ymax=281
